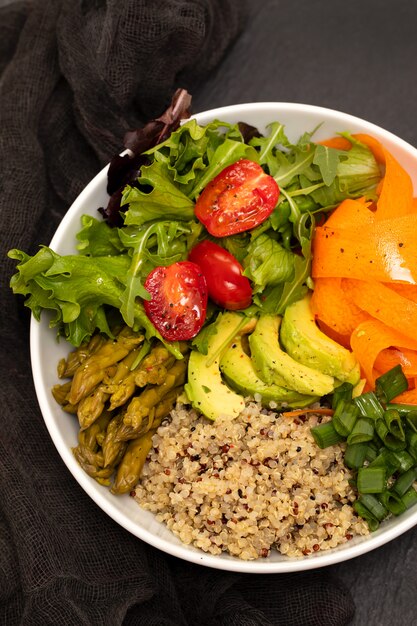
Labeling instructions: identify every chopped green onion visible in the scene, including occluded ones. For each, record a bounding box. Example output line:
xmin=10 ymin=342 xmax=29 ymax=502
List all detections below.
xmin=392 ymin=466 xmax=417 ymax=497
xmin=365 ymin=444 xmax=379 ymax=463
xmin=344 ymin=442 xmax=368 ymax=470
xmin=379 ymin=490 xmax=407 ymax=516
xmin=386 ymin=403 xmax=417 ymax=417
xmin=353 ymin=501 xmax=380 ymax=531
xmin=389 ymin=450 xmax=414 ymax=473
xmin=357 ymin=467 xmax=386 ymax=494
xmin=332 ymin=382 xmax=353 ymax=409
xmin=332 ymin=400 xmax=359 ymax=437
xmin=358 ymin=494 xmax=388 ymax=521
xmin=401 ymin=487 xmax=417 ymax=510
xmin=384 ymin=409 xmax=405 ymax=442
xmin=354 ymin=392 xmax=384 ymax=420
xmin=405 ymin=410 xmax=417 ymax=433
xmin=347 ymin=417 xmax=374 ymax=445
xmin=407 ymin=430 xmax=417 ymax=460
xmin=375 ymin=419 xmax=407 ymax=451
xmin=368 ymin=448 xmax=400 ymax=477
xmin=375 ymin=365 xmax=408 ymax=403
xmin=311 ymin=422 xmax=344 ymax=449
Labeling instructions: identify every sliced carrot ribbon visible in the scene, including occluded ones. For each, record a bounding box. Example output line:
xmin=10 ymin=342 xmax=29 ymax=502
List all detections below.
xmin=350 ymin=318 xmax=417 ymax=385
xmin=312 ymin=134 xmax=417 ymax=402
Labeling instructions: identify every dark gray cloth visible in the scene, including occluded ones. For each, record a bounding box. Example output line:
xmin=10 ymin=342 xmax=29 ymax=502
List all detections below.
xmin=0 ymin=1 xmax=355 ymax=624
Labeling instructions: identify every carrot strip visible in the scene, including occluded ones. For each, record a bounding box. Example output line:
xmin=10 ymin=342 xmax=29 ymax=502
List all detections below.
xmin=352 ymin=133 xmax=386 ymax=164
xmin=324 ymin=198 xmax=375 ymax=229
xmin=283 ymin=408 xmax=335 ymax=418
xmin=313 ymin=214 xmax=417 ymax=283
xmin=345 ymin=279 xmax=417 ymax=343
xmin=375 ymin=149 xmax=413 ymax=220
xmin=391 ymin=387 xmax=417 ymax=405
xmin=311 ymin=277 xmax=370 ymax=338
xmin=374 ymin=347 xmax=417 ymax=377
xmin=350 ymin=318 xmax=417 ymax=384
xmin=318 ymin=136 xmax=352 ymax=150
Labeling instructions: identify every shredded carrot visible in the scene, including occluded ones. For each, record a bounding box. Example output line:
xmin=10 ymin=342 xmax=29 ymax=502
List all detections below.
xmin=324 ymin=198 xmax=375 ymax=229
xmin=311 ymin=134 xmax=417 ymax=397
xmin=345 ymin=279 xmax=417 ymax=343
xmin=318 ymin=136 xmax=352 ymax=150
xmin=352 ymin=133 xmax=386 ymax=164
xmin=310 ymin=277 xmax=370 ymax=339
xmin=313 ymin=214 xmax=417 ymax=283
xmin=283 ymin=408 xmax=335 ymax=418
xmin=391 ymin=387 xmax=417 ymax=405
xmin=350 ymin=318 xmax=417 ymax=385
xmin=374 ymin=347 xmax=417 ymax=377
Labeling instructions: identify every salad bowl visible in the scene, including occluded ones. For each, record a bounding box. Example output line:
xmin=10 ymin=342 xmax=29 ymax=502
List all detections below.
xmin=30 ymin=102 xmax=417 ymax=573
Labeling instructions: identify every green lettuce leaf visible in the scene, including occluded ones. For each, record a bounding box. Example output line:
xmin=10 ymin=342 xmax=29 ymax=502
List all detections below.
xmin=8 ymin=246 xmax=182 ymax=357
xmin=242 ymin=233 xmax=294 ymax=294
xmin=122 ymin=161 xmax=195 ymax=227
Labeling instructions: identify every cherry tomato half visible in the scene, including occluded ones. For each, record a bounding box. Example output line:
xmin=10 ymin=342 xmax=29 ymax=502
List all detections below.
xmin=144 ymin=261 xmax=208 ymax=341
xmin=188 ymin=240 xmax=252 ymax=310
xmin=194 ymin=159 xmax=279 ymax=237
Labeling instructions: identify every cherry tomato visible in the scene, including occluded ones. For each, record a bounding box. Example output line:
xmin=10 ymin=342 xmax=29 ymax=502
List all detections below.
xmin=144 ymin=261 xmax=208 ymax=341
xmin=194 ymin=159 xmax=279 ymax=237
xmin=188 ymin=240 xmax=252 ymax=310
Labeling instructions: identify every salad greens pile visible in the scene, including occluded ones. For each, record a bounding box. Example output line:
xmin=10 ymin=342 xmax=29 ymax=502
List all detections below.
xmin=9 ymin=116 xmax=381 ymax=352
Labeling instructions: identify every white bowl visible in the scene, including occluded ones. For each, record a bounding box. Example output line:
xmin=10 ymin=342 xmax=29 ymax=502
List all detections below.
xmin=31 ymin=102 xmax=417 ymax=573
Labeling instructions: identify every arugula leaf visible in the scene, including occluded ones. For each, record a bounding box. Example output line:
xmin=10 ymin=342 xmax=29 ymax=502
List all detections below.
xmin=313 ymin=144 xmax=347 ymax=186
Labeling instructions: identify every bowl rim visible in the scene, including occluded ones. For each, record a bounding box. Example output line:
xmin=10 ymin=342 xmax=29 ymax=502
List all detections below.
xmin=30 ymin=101 xmax=417 ymax=573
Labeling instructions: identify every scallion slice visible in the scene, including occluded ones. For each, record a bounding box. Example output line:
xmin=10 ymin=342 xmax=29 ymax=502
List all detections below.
xmin=375 ymin=419 xmax=407 ymax=451
xmin=407 ymin=430 xmax=417 ymax=460
xmin=347 ymin=417 xmax=374 ymax=445
xmin=358 ymin=494 xmax=388 ymax=521
xmin=389 ymin=450 xmax=414 ymax=473
xmin=344 ymin=442 xmax=368 ymax=470
xmin=353 ymin=501 xmax=380 ymax=531
xmin=354 ymin=392 xmax=384 ymax=420
xmin=392 ymin=466 xmax=417 ymax=497
xmin=357 ymin=466 xmax=386 ymax=494
xmin=401 ymin=486 xmax=417 ymax=510
xmin=333 ymin=400 xmax=359 ymax=437
xmin=386 ymin=403 xmax=417 ymax=417
xmin=384 ymin=409 xmax=405 ymax=442
xmin=311 ymin=422 xmax=344 ymax=449
xmin=405 ymin=410 xmax=417 ymax=433
xmin=379 ymin=490 xmax=407 ymax=516
xmin=375 ymin=365 xmax=408 ymax=404
xmin=368 ymin=448 xmax=399 ymax=477
xmin=332 ymin=382 xmax=353 ymax=409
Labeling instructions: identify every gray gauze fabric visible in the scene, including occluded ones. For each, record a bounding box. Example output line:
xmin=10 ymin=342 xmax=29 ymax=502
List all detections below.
xmin=0 ymin=1 xmax=355 ymax=624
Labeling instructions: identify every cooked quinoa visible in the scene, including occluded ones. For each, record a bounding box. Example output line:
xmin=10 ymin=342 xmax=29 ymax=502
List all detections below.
xmin=133 ymin=401 xmax=369 ymax=560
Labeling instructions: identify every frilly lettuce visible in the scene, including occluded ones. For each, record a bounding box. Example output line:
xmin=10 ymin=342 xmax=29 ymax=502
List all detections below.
xmin=9 ymin=114 xmax=381 ymax=350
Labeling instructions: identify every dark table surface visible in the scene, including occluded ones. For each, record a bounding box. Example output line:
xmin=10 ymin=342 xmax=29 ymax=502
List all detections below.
xmin=192 ymin=1 xmax=417 ymax=624
xmin=3 ymin=1 xmax=416 ymax=624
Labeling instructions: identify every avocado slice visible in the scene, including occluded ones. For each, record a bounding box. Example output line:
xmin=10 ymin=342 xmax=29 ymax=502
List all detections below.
xmin=280 ymin=294 xmax=360 ymax=384
xmin=184 ymin=312 xmax=246 ymax=420
xmin=249 ymin=315 xmax=335 ymax=396
xmin=220 ymin=336 xmax=319 ymax=408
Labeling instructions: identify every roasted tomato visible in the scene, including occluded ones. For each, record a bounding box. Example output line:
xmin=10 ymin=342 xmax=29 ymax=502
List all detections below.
xmin=188 ymin=240 xmax=252 ymax=310
xmin=144 ymin=261 xmax=208 ymax=341
xmin=194 ymin=159 xmax=279 ymax=237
